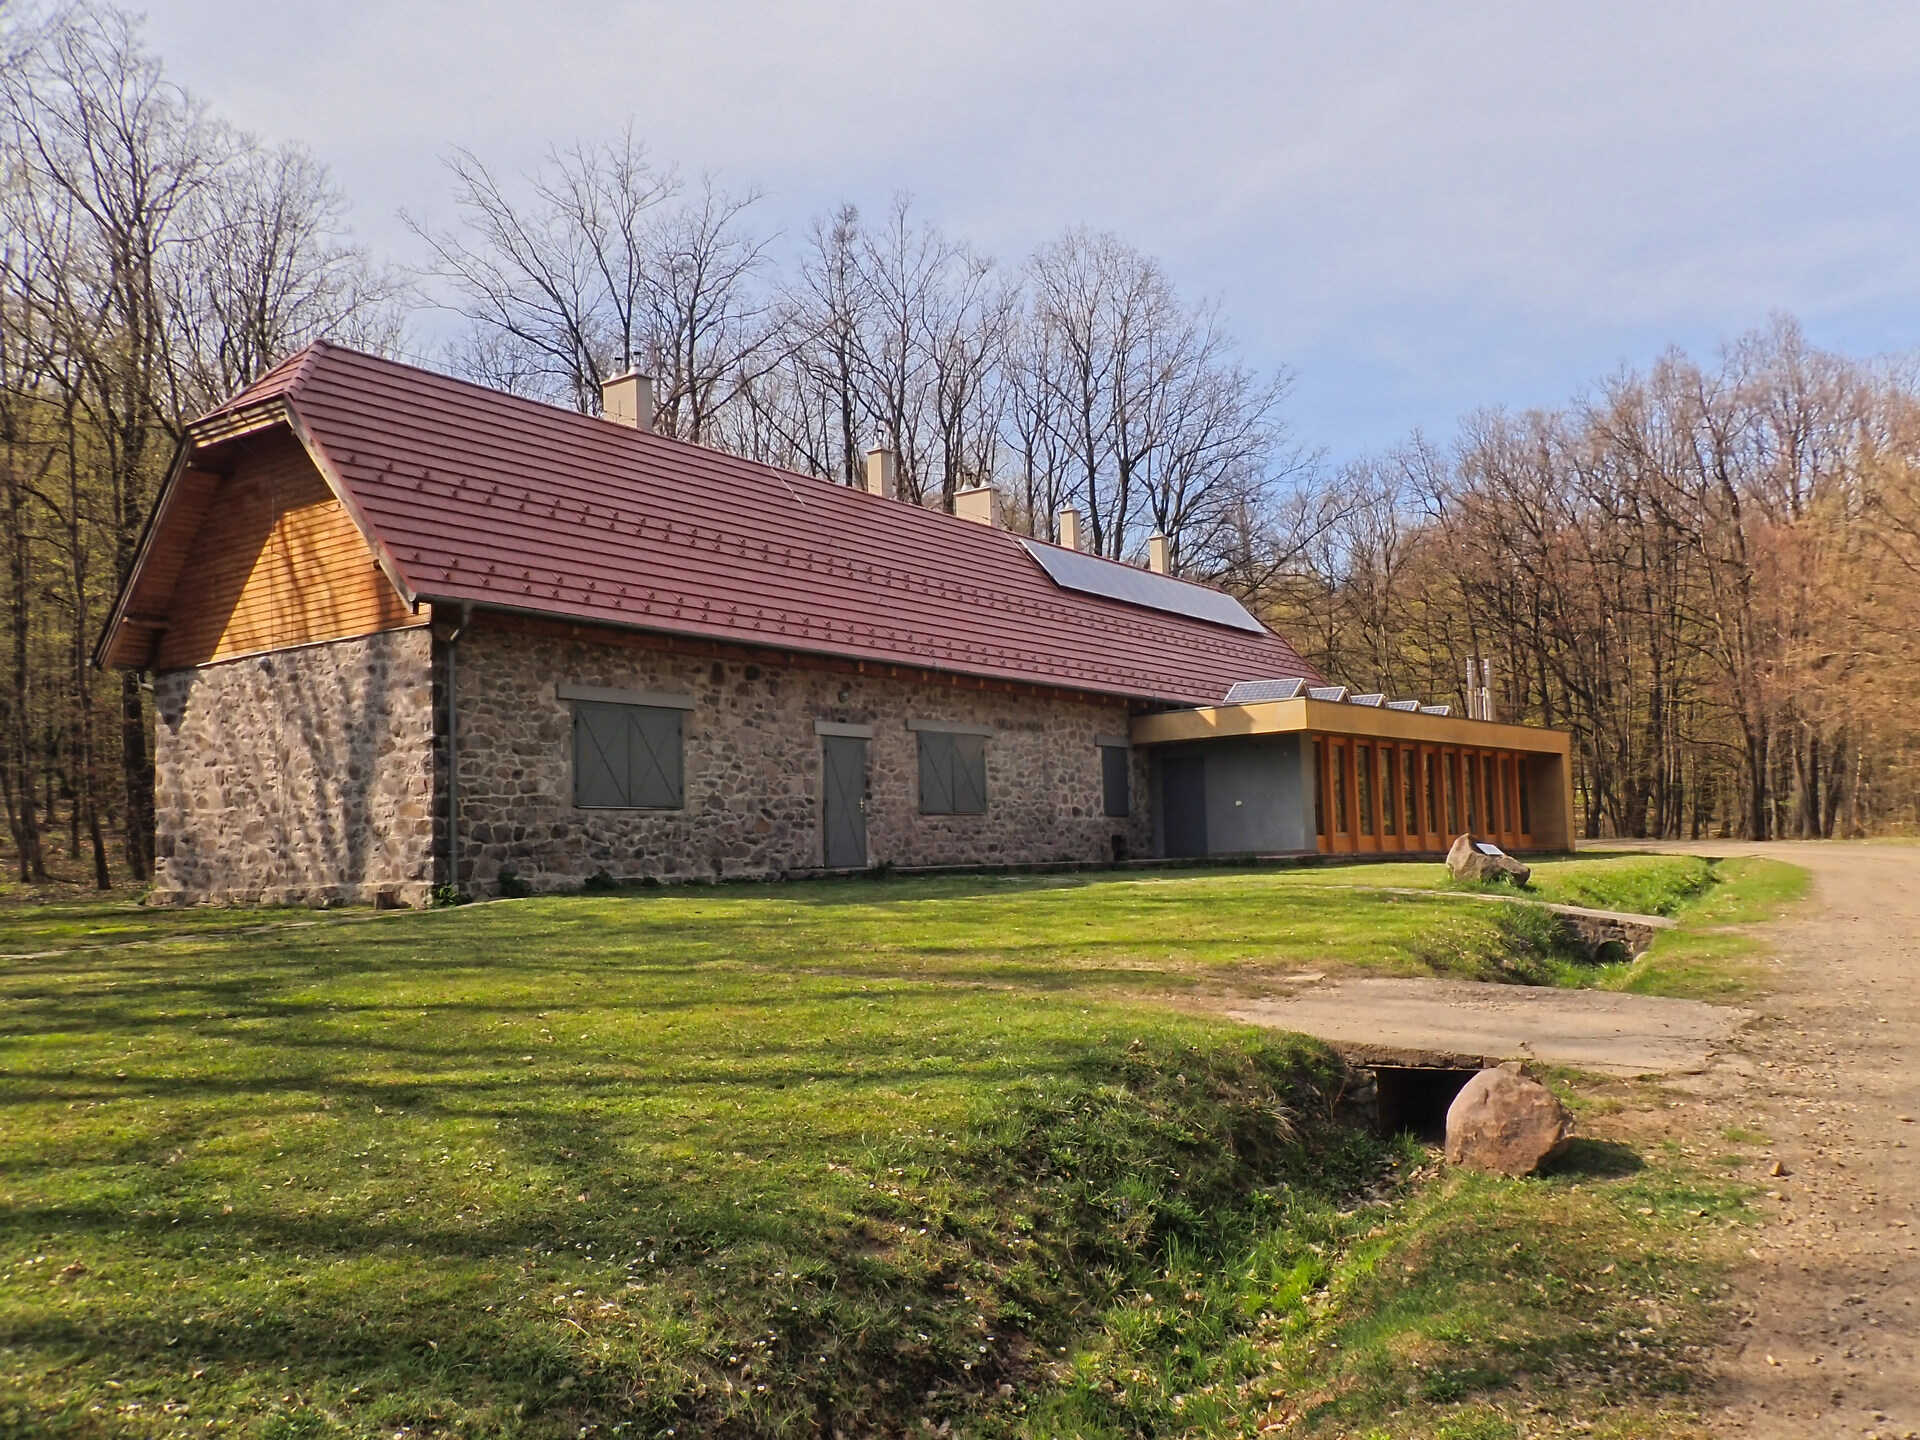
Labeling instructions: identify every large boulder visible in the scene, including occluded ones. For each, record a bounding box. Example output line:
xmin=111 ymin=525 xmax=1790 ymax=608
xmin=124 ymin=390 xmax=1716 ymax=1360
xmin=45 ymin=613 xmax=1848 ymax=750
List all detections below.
xmin=1444 ymin=1062 xmax=1572 ymax=1176
xmin=1447 ymin=833 xmax=1531 ymax=886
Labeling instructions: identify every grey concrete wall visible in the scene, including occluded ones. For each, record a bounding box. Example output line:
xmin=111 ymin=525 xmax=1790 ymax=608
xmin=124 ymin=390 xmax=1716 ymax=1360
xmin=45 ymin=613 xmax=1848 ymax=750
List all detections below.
xmin=1522 ymin=751 xmax=1575 ymax=851
xmin=150 ymin=627 xmax=438 ymax=907
xmin=1150 ymin=734 xmax=1315 ymax=857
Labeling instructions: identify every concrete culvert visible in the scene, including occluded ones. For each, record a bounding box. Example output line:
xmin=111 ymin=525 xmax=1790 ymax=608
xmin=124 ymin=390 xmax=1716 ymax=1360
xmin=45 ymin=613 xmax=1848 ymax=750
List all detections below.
xmin=1371 ymin=1066 xmax=1479 ymax=1141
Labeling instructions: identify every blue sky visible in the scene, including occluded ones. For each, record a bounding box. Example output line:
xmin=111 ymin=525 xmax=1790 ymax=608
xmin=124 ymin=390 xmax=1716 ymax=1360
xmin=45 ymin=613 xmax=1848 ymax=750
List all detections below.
xmin=144 ymin=0 xmax=1920 ymax=464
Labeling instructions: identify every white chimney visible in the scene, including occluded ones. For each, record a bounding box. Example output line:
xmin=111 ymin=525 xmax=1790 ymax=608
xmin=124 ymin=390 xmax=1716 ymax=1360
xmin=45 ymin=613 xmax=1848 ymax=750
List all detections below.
xmin=1057 ymin=507 xmax=1084 ymax=552
xmin=954 ymin=485 xmax=1004 ymax=529
xmin=864 ymin=447 xmax=897 ymax=499
xmin=601 ymin=370 xmax=655 ymax=431
xmin=1147 ymin=533 xmax=1171 ymax=575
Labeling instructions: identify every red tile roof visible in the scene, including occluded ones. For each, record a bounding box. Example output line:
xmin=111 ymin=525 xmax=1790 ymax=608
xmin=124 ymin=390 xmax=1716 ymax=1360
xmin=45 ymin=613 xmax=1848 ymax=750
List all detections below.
xmin=178 ymin=342 xmax=1320 ymax=705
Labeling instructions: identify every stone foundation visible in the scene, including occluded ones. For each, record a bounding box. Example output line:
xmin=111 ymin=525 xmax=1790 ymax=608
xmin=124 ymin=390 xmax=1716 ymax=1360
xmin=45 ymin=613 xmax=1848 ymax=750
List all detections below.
xmin=451 ymin=619 xmax=1155 ymax=891
xmin=150 ymin=628 xmax=436 ymax=907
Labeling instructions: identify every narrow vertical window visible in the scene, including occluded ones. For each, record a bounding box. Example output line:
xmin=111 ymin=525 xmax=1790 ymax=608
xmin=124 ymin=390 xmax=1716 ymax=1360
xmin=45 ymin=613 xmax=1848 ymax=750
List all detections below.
xmin=1313 ymin=740 xmax=1326 ymax=838
xmin=1356 ymin=744 xmax=1376 ymax=836
xmin=1100 ymin=743 xmax=1131 ymax=818
xmin=1383 ymin=748 xmax=1399 ymax=836
xmin=1404 ymin=747 xmax=1420 ymax=836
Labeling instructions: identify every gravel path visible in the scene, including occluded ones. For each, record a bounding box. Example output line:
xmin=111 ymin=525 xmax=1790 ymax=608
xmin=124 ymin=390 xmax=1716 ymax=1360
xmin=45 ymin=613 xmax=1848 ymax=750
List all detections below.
xmin=1616 ymin=840 xmax=1920 ymax=1439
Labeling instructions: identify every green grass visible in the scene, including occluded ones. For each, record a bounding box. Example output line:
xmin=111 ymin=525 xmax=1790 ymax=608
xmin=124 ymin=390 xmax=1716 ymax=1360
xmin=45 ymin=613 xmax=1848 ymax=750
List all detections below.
xmin=1606 ymin=858 xmax=1810 ymax=999
xmin=0 ymin=891 xmax=1383 ymax=1440
xmin=0 ymin=857 xmax=1798 ymax=1437
xmin=1025 ymin=1135 xmax=1750 ymax=1439
xmin=1280 ymin=854 xmax=1718 ymax=918
xmin=0 ymin=870 xmax=1593 ymax=986
xmin=0 ymin=895 xmax=309 ymax=953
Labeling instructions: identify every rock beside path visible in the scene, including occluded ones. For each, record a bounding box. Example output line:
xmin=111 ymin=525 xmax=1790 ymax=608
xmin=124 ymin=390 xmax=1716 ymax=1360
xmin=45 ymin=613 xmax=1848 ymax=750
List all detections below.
xmin=1447 ymin=833 xmax=1532 ymax=886
xmin=1445 ymin=1061 xmax=1572 ymax=1176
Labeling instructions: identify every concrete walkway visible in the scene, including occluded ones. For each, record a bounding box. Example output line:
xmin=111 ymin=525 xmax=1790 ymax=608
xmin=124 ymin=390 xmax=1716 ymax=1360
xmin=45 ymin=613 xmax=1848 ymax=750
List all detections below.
xmin=1225 ymin=975 xmax=1746 ymax=1075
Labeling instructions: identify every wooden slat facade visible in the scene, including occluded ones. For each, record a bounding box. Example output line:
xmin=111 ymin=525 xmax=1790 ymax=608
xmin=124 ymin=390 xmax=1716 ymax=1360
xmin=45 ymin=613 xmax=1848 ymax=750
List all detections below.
xmin=151 ymin=431 xmax=422 ymax=670
xmin=1313 ymin=736 xmax=1539 ymax=855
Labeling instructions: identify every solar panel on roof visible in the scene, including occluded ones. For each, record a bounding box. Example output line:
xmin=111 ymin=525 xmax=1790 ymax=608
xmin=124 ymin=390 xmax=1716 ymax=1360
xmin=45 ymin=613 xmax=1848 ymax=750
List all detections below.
xmin=1222 ymin=677 xmax=1309 ymax=704
xmin=1419 ymin=704 xmax=1452 ymax=716
xmin=1385 ymin=699 xmax=1421 ymax=711
xmin=1349 ymin=693 xmax=1386 ymax=707
xmin=1018 ymin=539 xmax=1266 ymax=634
xmin=1308 ymin=684 xmax=1349 ymax=702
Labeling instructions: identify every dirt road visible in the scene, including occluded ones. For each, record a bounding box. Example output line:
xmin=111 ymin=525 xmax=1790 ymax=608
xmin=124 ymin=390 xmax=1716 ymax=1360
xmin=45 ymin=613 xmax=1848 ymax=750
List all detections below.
xmin=1620 ymin=841 xmax=1920 ymax=1439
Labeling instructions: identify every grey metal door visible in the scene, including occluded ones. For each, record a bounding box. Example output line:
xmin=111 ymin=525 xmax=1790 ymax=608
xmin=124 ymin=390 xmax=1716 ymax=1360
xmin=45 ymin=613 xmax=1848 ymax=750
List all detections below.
xmin=1161 ymin=754 xmax=1208 ymax=857
xmin=822 ymin=735 xmax=869 ymax=868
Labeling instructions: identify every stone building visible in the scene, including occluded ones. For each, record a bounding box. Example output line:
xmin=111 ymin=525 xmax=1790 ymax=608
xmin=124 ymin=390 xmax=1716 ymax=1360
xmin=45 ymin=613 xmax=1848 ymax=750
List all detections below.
xmin=98 ymin=343 xmax=1573 ymax=906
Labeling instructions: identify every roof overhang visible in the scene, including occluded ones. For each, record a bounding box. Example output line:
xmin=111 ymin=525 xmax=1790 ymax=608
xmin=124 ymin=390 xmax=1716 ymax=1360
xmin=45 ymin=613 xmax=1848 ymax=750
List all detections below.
xmin=1130 ymin=697 xmax=1571 ymax=755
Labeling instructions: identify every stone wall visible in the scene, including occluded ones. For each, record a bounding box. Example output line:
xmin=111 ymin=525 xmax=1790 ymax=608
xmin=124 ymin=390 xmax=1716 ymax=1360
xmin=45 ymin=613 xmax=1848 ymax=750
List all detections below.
xmin=1551 ymin=907 xmax=1669 ymax=960
xmin=151 ymin=627 xmax=437 ymax=906
xmin=452 ymin=618 xmax=1154 ymax=891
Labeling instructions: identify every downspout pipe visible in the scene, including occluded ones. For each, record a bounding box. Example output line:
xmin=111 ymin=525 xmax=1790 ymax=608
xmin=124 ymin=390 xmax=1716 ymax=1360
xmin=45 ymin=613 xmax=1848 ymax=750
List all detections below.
xmin=436 ymin=604 xmax=471 ymax=894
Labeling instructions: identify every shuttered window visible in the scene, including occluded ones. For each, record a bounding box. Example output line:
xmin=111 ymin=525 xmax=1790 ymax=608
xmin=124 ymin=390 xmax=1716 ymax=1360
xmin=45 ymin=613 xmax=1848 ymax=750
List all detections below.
xmin=1101 ymin=744 xmax=1131 ymax=818
xmin=918 ymin=731 xmax=987 ymax=815
xmin=572 ymin=701 xmax=685 ymax=809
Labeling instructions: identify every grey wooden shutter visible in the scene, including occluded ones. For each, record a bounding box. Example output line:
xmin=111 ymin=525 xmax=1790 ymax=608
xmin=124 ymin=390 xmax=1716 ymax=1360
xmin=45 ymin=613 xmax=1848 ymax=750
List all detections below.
xmin=952 ymin=734 xmax=987 ymax=813
xmin=627 ymin=705 xmax=684 ymax=808
xmin=574 ymin=701 xmax=683 ymax=808
xmin=1101 ymin=745 xmax=1130 ymax=817
xmin=574 ymin=702 xmax=629 ymax=807
xmin=918 ymin=732 xmax=954 ymax=813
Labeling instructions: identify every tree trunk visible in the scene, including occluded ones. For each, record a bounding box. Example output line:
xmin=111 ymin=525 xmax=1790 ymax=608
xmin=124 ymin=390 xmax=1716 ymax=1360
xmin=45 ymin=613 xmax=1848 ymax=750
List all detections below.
xmin=120 ymin=672 xmax=153 ymax=881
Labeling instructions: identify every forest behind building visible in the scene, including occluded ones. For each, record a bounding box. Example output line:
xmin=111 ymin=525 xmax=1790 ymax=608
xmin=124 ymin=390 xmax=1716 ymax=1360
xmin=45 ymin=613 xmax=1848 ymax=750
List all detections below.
xmin=5 ymin=0 xmax=1919 ymax=889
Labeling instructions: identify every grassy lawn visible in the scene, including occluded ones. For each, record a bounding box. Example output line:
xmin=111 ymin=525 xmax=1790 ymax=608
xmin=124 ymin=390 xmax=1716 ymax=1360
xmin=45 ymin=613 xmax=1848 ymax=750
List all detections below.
xmin=0 ymin=896 xmax=312 ymax=954
xmin=0 ymin=856 xmax=1801 ymax=1438
xmin=1603 ymin=857 xmax=1809 ymax=1000
xmin=1278 ymin=852 xmax=1720 ymax=917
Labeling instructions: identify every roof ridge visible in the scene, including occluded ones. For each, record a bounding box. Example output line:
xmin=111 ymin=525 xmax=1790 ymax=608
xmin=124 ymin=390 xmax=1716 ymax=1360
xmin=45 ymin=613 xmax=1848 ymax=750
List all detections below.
xmin=196 ymin=339 xmax=330 ymax=421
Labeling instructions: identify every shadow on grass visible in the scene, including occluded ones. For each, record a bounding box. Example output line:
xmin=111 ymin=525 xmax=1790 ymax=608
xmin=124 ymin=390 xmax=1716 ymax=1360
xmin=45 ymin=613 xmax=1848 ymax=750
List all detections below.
xmin=1549 ymin=1137 xmax=1645 ymax=1179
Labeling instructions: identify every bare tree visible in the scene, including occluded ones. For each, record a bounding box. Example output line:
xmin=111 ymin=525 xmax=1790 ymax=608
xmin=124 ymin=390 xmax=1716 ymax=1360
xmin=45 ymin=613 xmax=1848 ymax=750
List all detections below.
xmin=2 ymin=0 xmax=220 ymax=879
xmin=639 ymin=175 xmax=784 ymax=443
xmin=2 ymin=0 xmax=415 ymax=882
xmin=405 ymin=127 xmax=673 ymax=411
xmin=1023 ymin=228 xmax=1304 ymax=570
xmin=170 ymin=138 xmax=407 ymax=412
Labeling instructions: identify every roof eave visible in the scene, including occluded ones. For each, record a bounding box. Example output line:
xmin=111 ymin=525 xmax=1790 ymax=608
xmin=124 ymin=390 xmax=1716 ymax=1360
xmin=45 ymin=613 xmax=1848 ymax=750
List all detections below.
xmin=413 ymin=589 xmax=1232 ymax=709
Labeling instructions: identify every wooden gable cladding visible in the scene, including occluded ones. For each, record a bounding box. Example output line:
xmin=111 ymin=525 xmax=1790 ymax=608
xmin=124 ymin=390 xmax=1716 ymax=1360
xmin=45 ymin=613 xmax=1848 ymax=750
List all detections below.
xmin=151 ymin=430 xmax=422 ymax=670
xmin=100 ymin=466 xmax=224 ymax=668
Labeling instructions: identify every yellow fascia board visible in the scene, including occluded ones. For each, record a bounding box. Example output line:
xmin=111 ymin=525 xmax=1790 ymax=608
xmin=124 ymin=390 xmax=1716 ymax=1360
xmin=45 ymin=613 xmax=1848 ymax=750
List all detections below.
xmin=1131 ymin=698 xmax=1570 ymax=755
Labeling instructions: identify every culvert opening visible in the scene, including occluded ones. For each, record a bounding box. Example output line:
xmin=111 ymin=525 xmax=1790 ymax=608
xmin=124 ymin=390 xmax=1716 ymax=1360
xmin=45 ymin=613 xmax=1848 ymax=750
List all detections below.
xmin=1372 ymin=1066 xmax=1478 ymax=1141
